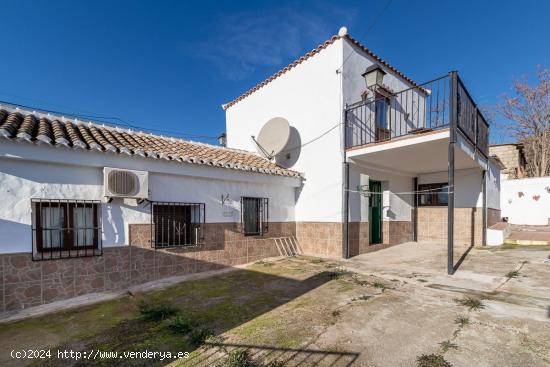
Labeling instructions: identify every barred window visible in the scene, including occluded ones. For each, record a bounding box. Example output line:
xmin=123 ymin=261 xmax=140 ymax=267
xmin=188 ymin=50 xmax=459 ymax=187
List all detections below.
xmin=151 ymin=202 xmax=205 ymax=248
xmin=32 ymin=199 xmax=102 ymax=260
xmin=241 ymin=197 xmax=269 ymax=236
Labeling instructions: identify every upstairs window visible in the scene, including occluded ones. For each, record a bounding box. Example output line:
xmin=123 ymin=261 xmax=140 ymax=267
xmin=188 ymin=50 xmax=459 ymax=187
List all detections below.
xmin=418 ymin=183 xmax=449 ymax=206
xmin=374 ymin=92 xmax=390 ymax=141
xmin=241 ymin=197 xmax=269 ymax=236
xmin=151 ymin=202 xmax=205 ymax=248
xmin=32 ymin=199 xmax=102 ymax=260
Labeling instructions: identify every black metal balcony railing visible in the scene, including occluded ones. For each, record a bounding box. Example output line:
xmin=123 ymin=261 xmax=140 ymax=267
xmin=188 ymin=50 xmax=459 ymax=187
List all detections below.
xmin=345 ymin=72 xmax=489 ymax=158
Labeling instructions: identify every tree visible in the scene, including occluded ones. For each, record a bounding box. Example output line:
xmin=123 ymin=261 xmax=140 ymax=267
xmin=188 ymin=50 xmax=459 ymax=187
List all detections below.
xmin=497 ymin=67 xmax=550 ymax=177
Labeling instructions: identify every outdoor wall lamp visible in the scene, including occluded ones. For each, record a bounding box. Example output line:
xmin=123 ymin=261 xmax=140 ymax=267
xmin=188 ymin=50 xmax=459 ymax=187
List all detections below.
xmin=362 ymin=64 xmax=386 ymax=89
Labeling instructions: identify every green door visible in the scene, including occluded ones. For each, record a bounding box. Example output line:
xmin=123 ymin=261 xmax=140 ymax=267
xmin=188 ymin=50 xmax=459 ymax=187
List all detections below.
xmin=369 ymin=180 xmax=382 ymax=244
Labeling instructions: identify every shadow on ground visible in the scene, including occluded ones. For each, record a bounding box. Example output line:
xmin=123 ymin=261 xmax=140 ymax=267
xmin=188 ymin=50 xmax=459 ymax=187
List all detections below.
xmin=0 ymin=257 xmax=360 ymax=367
xmin=184 ymin=342 xmax=359 ymax=367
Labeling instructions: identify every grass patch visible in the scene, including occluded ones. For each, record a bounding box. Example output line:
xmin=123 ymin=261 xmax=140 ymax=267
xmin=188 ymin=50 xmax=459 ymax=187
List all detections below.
xmin=327 ymin=268 xmax=350 ymax=280
xmin=454 ymin=315 xmax=470 ymax=327
xmin=225 ymin=349 xmax=285 ymax=367
xmin=255 ymin=260 xmax=274 ymax=267
xmin=439 ymin=340 xmax=458 ymax=353
xmin=416 ymin=353 xmax=453 ymax=367
xmin=505 ymin=270 xmax=520 ymax=279
xmin=226 ymin=349 xmax=255 ymax=367
xmin=310 ymin=258 xmax=326 ymax=264
xmin=167 ymin=316 xmax=195 ymax=334
xmin=352 ymin=295 xmax=372 ymax=301
xmin=454 ymin=297 xmax=485 ymax=311
xmin=372 ymin=281 xmax=389 ymax=291
xmin=138 ymin=302 xmax=179 ymax=321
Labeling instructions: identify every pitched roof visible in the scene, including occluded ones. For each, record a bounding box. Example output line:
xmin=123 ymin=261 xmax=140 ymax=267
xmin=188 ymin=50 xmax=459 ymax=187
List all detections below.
xmin=0 ymin=106 xmax=301 ymax=178
xmin=222 ymin=33 xmax=421 ymax=110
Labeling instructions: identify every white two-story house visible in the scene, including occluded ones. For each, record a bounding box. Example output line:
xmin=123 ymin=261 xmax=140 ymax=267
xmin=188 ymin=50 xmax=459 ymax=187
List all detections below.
xmin=224 ymin=28 xmax=501 ymax=272
xmin=0 ymin=28 xmax=500 ymax=313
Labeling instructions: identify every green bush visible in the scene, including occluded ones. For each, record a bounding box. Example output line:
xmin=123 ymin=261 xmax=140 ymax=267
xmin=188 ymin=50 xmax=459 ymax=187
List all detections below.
xmin=416 ymin=354 xmax=452 ymax=367
xmin=138 ymin=302 xmax=178 ymax=321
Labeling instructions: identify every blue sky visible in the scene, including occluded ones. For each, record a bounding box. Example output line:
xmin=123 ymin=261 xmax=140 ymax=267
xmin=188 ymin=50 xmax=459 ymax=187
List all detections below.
xmin=0 ymin=0 xmax=548 ymax=144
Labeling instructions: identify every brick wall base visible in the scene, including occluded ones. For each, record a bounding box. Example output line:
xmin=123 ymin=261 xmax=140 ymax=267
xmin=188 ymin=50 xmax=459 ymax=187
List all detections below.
xmin=296 ymin=222 xmax=343 ymax=258
xmin=0 ymin=222 xmax=297 ymax=313
xmin=418 ymin=207 xmax=500 ymax=246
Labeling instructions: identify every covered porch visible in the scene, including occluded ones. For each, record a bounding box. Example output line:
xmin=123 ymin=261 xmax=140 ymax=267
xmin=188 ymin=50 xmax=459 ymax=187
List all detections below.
xmin=343 ymin=72 xmax=492 ymax=274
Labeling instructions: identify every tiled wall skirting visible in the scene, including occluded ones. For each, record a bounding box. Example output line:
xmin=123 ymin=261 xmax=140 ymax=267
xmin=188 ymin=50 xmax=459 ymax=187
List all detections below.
xmin=417 ymin=207 xmax=501 ymax=246
xmin=296 ymin=222 xmax=343 ymax=258
xmin=0 ymin=222 xmax=297 ymax=313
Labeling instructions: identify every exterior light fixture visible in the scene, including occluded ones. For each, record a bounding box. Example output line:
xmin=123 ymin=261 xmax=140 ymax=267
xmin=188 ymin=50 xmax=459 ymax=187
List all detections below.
xmin=362 ymin=64 xmax=387 ymax=89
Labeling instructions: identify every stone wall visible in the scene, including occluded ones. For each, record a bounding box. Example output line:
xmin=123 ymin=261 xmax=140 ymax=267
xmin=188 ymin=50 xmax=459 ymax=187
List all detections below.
xmin=489 ymin=144 xmax=524 ymax=178
xmin=0 ymin=222 xmax=297 ymax=313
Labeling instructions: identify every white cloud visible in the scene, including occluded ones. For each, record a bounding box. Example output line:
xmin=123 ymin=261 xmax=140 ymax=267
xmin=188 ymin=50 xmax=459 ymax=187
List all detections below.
xmin=189 ymin=6 xmax=356 ymax=80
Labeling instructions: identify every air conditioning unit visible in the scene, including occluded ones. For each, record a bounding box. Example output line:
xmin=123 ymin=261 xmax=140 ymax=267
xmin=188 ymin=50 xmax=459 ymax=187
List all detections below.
xmin=103 ymin=167 xmax=149 ymax=199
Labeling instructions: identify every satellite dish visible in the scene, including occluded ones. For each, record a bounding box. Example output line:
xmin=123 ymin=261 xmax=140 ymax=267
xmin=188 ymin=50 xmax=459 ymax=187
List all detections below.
xmin=256 ymin=117 xmax=291 ymax=157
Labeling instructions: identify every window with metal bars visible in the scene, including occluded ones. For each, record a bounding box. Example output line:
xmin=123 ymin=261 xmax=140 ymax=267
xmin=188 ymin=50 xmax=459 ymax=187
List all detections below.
xmin=31 ymin=199 xmax=102 ymax=261
xmin=241 ymin=197 xmax=269 ymax=236
xmin=151 ymin=202 xmax=205 ymax=248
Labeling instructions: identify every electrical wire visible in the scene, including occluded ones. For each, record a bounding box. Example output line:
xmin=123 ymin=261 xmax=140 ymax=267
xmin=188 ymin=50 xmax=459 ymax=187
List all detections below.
xmin=337 ymin=0 xmax=393 ymax=73
xmin=347 ymin=185 xmax=454 ymax=196
xmin=0 ymin=98 xmax=219 ymax=141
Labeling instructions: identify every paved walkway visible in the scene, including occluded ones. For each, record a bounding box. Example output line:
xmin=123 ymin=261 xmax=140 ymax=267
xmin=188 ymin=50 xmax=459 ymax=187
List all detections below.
xmin=508 ymin=224 xmax=550 ymax=243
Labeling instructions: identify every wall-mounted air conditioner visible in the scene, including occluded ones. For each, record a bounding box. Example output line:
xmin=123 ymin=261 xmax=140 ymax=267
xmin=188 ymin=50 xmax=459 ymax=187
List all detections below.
xmin=103 ymin=167 xmax=149 ymax=199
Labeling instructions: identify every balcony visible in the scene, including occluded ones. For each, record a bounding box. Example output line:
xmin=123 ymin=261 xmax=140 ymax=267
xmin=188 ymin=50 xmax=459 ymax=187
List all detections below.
xmin=345 ymin=72 xmax=489 ymax=159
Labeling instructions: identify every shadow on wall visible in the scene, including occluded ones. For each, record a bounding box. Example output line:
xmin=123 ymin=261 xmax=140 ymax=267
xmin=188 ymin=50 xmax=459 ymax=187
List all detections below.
xmin=102 ymin=200 xmax=150 ymax=246
xmin=0 ymin=219 xmax=32 ymax=252
xmin=0 ymin=222 xmax=301 ymax=313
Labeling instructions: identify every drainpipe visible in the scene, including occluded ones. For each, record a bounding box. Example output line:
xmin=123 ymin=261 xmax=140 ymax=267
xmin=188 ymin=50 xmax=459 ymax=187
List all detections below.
xmin=339 ymin=60 xmax=350 ymax=259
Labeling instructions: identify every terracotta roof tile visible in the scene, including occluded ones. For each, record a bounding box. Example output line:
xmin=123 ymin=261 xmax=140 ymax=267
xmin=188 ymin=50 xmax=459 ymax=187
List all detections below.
xmin=0 ymin=112 xmax=23 ymax=137
xmin=223 ymin=33 xmax=421 ymax=110
xmin=0 ymin=108 xmax=301 ymax=178
xmin=17 ymin=114 xmax=37 ymax=140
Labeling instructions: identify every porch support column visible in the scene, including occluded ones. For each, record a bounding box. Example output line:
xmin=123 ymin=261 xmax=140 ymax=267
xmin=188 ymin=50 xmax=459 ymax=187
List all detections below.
xmin=413 ymin=177 xmax=418 ymax=242
xmin=448 ymin=71 xmax=458 ymax=275
xmin=482 ymin=169 xmax=487 ymax=246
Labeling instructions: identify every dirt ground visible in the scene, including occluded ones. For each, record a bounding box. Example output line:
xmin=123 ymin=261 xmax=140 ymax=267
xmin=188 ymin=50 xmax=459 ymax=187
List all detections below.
xmin=0 ymin=241 xmax=548 ymax=367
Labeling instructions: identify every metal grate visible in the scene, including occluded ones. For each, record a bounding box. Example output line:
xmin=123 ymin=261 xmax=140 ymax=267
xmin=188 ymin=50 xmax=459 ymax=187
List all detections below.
xmin=107 ymin=170 xmax=137 ymax=196
xmin=241 ymin=197 xmax=269 ymax=236
xmin=151 ymin=202 xmax=205 ymax=248
xmin=31 ymin=199 xmax=102 ymax=261
xmin=345 ymin=75 xmax=451 ymax=148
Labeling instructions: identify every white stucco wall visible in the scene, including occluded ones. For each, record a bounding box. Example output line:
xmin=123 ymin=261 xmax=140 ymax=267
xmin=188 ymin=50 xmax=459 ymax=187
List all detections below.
xmin=501 ymin=176 xmax=550 ymax=225
xmin=225 ymin=39 xmax=344 ymax=222
xmin=0 ymin=142 xmax=297 ymax=254
xmin=348 ymin=162 xmax=413 ymax=222
xmin=342 ymin=38 xmax=426 ymax=147
xmin=418 ymin=168 xmax=483 ymax=208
